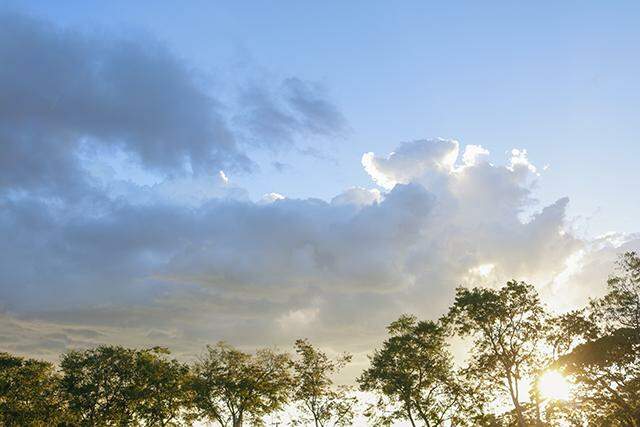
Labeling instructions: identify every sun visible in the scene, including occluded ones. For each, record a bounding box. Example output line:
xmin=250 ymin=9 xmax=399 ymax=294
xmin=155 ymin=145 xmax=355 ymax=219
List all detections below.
xmin=538 ymin=370 xmax=571 ymax=401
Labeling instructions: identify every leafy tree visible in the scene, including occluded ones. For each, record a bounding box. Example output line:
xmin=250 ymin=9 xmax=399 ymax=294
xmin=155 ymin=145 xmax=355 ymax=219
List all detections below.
xmin=554 ymin=252 xmax=640 ymax=425
xmin=133 ymin=347 xmax=191 ymax=426
xmin=190 ymin=342 xmax=293 ymax=427
xmin=358 ymin=315 xmax=464 ymax=426
xmin=527 ymin=309 xmax=600 ymax=425
xmin=60 ymin=345 xmax=190 ymax=426
xmin=445 ymin=281 xmax=548 ymax=427
xmin=0 ymin=352 xmax=68 ymax=426
xmin=291 ymin=338 xmax=356 ymax=427
xmin=592 ymin=251 xmax=640 ymax=333
xmin=541 ymin=400 xmax=588 ymax=427
xmin=60 ymin=345 xmax=141 ymax=425
xmin=555 ymin=329 xmax=639 ymax=425
xmin=545 ymin=309 xmax=600 ymax=360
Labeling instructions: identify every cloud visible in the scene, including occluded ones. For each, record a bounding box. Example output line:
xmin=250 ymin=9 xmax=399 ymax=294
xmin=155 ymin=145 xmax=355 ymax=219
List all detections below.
xmin=331 ymin=187 xmax=382 ymax=207
xmin=281 ymin=77 xmax=347 ymax=138
xmin=4 ymin=134 xmax=629 ymax=362
xmin=1 ymin=10 xmax=637 ymax=368
xmin=0 ymin=12 xmax=248 ymax=198
xmin=362 ymin=138 xmax=459 ymax=190
xmin=461 ymin=144 xmax=490 ymax=166
xmin=0 ymin=11 xmax=345 ymax=200
xmin=271 ymin=161 xmax=291 ymax=173
xmin=260 ymin=192 xmax=286 ymax=204
xmin=235 ymin=77 xmax=347 ymax=149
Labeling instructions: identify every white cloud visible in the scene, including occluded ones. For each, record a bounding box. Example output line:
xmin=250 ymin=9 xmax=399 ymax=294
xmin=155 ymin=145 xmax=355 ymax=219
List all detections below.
xmin=218 ymin=170 xmax=229 ymax=184
xmin=508 ymin=148 xmax=538 ymax=176
xmin=3 ymin=137 xmax=629 ymax=362
xmin=331 ymin=187 xmax=382 ymax=207
xmin=362 ymin=138 xmax=459 ymax=190
xmin=461 ymin=144 xmax=490 ymax=167
xmin=469 ymin=263 xmax=495 ymax=278
xmin=260 ymin=192 xmax=286 ymax=204
xmin=277 ymin=307 xmax=320 ymax=330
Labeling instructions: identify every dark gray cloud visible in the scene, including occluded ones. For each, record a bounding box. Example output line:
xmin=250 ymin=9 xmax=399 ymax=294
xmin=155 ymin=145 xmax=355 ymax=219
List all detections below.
xmin=0 ymin=11 xmax=346 ymax=199
xmin=0 ymin=12 xmax=248 ymax=197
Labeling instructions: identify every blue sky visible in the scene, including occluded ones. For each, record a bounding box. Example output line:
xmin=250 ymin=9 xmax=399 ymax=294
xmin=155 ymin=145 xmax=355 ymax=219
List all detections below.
xmin=13 ymin=0 xmax=640 ymax=234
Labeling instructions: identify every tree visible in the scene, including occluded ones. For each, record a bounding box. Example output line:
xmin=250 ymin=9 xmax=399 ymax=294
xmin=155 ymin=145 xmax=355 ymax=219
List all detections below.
xmin=0 ymin=352 xmax=68 ymax=426
xmin=358 ymin=315 xmax=464 ymax=427
xmin=134 ymin=347 xmax=191 ymax=426
xmin=60 ymin=345 xmax=141 ymax=425
xmin=554 ymin=252 xmax=640 ymax=425
xmin=545 ymin=309 xmax=600 ymax=361
xmin=592 ymin=251 xmax=640 ymax=333
xmin=555 ymin=329 xmax=639 ymax=425
xmin=527 ymin=309 xmax=598 ymax=426
xmin=291 ymin=339 xmax=356 ymax=427
xmin=60 ymin=345 xmax=190 ymax=426
xmin=190 ymin=342 xmax=293 ymax=427
xmin=445 ymin=281 xmax=548 ymax=427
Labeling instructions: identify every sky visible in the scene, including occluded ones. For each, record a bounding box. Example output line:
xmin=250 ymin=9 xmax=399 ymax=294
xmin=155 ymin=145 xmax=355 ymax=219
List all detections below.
xmin=1 ymin=0 xmax=639 ymax=375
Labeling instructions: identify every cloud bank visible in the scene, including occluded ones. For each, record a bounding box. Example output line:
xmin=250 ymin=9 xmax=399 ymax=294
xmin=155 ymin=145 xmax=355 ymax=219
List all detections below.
xmin=0 ymin=11 xmax=345 ymax=199
xmin=1 ymin=10 xmax=638 ymax=366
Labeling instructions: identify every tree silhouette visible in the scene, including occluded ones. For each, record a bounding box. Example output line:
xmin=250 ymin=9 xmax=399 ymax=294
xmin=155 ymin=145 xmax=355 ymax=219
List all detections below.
xmin=445 ymin=281 xmax=548 ymax=427
xmin=359 ymin=315 xmax=465 ymax=426
xmin=554 ymin=252 xmax=640 ymax=425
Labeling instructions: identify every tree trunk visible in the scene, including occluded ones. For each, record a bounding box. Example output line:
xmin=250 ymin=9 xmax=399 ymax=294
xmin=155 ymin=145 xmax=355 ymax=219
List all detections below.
xmin=233 ymin=412 xmax=243 ymax=427
xmin=506 ymin=374 xmax=525 ymax=427
xmin=533 ymin=379 xmax=542 ymax=426
xmin=405 ymin=401 xmax=417 ymax=427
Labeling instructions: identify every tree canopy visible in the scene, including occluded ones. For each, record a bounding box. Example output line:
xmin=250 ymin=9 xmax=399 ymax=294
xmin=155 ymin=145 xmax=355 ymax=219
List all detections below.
xmin=190 ymin=342 xmax=293 ymax=427
xmin=291 ymin=339 xmax=355 ymax=427
xmin=359 ymin=315 xmax=465 ymax=426
xmin=445 ymin=280 xmax=548 ymax=426
xmin=2 ymin=252 xmax=639 ymax=426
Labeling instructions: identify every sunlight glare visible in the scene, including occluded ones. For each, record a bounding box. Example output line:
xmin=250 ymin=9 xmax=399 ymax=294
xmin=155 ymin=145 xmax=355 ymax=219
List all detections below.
xmin=538 ymin=370 xmax=571 ymax=401
xmin=469 ymin=263 xmax=495 ymax=277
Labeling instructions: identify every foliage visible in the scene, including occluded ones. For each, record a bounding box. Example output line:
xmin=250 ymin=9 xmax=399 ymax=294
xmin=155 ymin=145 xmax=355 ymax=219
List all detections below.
xmin=0 ymin=352 xmax=68 ymax=426
xmin=59 ymin=345 xmax=190 ymax=426
xmin=545 ymin=309 xmax=600 ymax=359
xmin=445 ymin=280 xmax=548 ymax=427
xmin=593 ymin=251 xmax=640 ymax=332
xmin=358 ymin=315 xmax=465 ymax=426
xmin=133 ymin=347 xmax=191 ymax=426
xmin=553 ymin=252 xmax=640 ymax=426
xmin=190 ymin=341 xmax=293 ymax=427
xmin=2 ymin=252 xmax=640 ymax=426
xmin=60 ymin=345 xmax=140 ymax=425
xmin=291 ymin=339 xmax=355 ymax=427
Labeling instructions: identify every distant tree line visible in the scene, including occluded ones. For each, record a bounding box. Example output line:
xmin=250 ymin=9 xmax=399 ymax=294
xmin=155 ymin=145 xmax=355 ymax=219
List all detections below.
xmin=1 ymin=252 xmax=639 ymax=426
